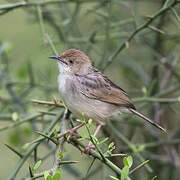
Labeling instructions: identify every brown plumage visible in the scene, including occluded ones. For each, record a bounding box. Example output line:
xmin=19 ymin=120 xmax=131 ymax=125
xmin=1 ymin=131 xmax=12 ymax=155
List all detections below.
xmin=77 ymin=68 xmax=136 ymax=110
xmin=50 ymin=49 xmax=166 ymax=133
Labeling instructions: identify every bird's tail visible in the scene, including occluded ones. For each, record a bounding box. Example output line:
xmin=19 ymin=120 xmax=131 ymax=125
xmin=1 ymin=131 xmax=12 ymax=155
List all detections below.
xmin=130 ymin=108 xmax=167 ymax=133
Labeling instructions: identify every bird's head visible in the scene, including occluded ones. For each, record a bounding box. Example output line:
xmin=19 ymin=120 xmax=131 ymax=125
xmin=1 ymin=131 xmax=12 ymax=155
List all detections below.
xmin=49 ymin=49 xmax=92 ymax=75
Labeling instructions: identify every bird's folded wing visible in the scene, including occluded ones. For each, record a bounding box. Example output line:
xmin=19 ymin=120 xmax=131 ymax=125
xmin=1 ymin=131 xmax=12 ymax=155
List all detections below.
xmin=78 ymin=71 xmax=135 ymax=109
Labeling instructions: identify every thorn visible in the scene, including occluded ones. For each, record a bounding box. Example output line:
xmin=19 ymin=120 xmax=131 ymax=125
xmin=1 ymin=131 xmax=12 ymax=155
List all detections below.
xmin=5 ymin=144 xmax=24 ymax=158
xmin=59 ymin=160 xmax=78 ymax=165
xmin=53 ymin=95 xmax=58 ymax=105
xmin=29 ymin=165 xmax=34 ymax=178
xmin=35 ymin=131 xmax=58 ymax=145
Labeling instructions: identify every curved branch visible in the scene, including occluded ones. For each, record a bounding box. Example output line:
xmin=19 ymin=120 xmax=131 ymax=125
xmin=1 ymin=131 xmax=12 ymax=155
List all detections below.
xmin=103 ymin=0 xmax=180 ymax=70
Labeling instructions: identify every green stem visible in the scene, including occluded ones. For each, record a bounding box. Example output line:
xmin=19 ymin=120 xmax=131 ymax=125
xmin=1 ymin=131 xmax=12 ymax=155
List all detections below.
xmin=107 ymin=121 xmax=153 ymax=173
xmin=7 ymin=112 xmax=63 ymax=180
xmin=0 ymin=113 xmax=41 ymax=132
xmin=70 ymin=137 xmax=131 ymax=180
xmin=103 ymin=0 xmax=180 ymax=70
xmin=133 ymin=97 xmax=180 ymax=103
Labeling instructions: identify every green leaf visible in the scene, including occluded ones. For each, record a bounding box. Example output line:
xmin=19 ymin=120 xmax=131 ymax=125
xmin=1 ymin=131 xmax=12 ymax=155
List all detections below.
xmin=127 ymin=156 xmax=133 ymax=168
xmin=91 ymin=135 xmax=98 ymax=144
xmin=76 ymin=118 xmax=84 ymax=123
xmin=44 ymin=171 xmax=50 ymax=180
xmin=123 ymin=156 xmax=133 ymax=168
xmin=142 ymin=86 xmax=147 ymax=95
xmin=125 ymin=41 xmax=129 ymax=49
xmin=32 ymin=160 xmax=42 ymax=171
xmin=108 ymin=142 xmax=115 ymax=150
xmin=12 ymin=112 xmax=19 ymax=122
xmin=46 ymin=175 xmax=52 ymax=180
xmin=88 ymin=119 xmax=96 ymax=126
xmin=78 ymin=137 xmax=88 ymax=141
xmin=137 ymin=144 xmax=146 ymax=152
xmin=53 ymin=129 xmax=58 ymax=137
xmin=110 ymin=175 xmax=120 ymax=180
xmin=58 ymin=152 xmax=68 ymax=160
xmin=58 ymin=153 xmax=64 ymax=159
xmin=123 ymin=157 xmax=128 ymax=167
xmin=151 ymin=176 xmax=157 ymax=180
xmin=99 ymin=137 xmax=109 ymax=144
xmin=22 ymin=142 xmax=31 ymax=151
xmin=52 ymin=168 xmax=62 ymax=180
xmin=121 ymin=166 xmax=129 ymax=180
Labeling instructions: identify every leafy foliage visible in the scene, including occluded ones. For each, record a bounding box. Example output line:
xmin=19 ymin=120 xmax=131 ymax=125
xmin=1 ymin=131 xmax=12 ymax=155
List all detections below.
xmin=0 ymin=0 xmax=180 ymax=180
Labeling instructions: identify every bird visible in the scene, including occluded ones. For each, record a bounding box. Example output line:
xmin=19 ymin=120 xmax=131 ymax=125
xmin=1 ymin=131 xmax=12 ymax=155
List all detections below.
xmin=49 ymin=49 xmax=166 ymax=141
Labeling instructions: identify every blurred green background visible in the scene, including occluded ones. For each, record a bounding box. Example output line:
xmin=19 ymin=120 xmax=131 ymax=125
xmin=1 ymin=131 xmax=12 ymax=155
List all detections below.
xmin=1 ymin=0 xmax=180 ymax=179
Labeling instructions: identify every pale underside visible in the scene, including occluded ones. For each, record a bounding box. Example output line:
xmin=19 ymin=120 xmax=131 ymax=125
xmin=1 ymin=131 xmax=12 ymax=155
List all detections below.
xmin=58 ymin=68 xmax=135 ymax=124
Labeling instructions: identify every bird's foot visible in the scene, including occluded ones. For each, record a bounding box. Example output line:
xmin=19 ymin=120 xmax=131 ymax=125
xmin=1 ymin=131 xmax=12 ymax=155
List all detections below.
xmin=66 ymin=123 xmax=85 ymax=141
xmin=66 ymin=129 xmax=81 ymax=141
xmin=56 ymin=123 xmax=85 ymax=141
xmin=84 ymin=144 xmax=95 ymax=154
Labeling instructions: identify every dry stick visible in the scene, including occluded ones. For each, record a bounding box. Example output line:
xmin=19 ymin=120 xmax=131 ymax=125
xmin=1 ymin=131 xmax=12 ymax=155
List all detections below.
xmin=32 ymin=99 xmax=64 ymax=107
xmin=7 ymin=112 xmax=63 ymax=180
xmin=103 ymin=0 xmax=180 ymax=71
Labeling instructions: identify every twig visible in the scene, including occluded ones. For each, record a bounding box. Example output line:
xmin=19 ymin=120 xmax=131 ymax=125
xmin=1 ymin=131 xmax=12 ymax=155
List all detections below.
xmin=133 ymin=97 xmax=180 ymax=103
xmin=7 ymin=112 xmax=63 ymax=180
xmin=0 ymin=113 xmax=41 ymax=132
xmin=52 ymin=110 xmax=70 ymax=174
xmin=69 ymin=137 xmax=131 ymax=180
xmin=0 ymin=0 xmax=98 ymax=16
xmin=24 ymin=160 xmax=78 ymax=180
xmin=31 ymin=99 xmax=64 ymax=107
xmin=5 ymin=144 xmax=24 ymax=158
xmin=35 ymin=131 xmax=58 ymax=145
xmin=24 ymin=172 xmax=44 ymax=180
xmin=103 ymin=0 xmax=180 ymax=70
xmin=129 ymin=160 xmax=150 ymax=174
xmin=107 ymin=121 xmax=153 ymax=173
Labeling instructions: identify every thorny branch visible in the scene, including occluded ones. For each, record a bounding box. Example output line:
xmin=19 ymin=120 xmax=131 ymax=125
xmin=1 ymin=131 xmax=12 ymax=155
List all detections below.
xmin=103 ymin=0 xmax=180 ymax=70
xmin=1 ymin=0 xmax=180 ymax=179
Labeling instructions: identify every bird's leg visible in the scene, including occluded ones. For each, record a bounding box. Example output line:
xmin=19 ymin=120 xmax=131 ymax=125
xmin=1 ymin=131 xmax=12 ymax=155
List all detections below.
xmin=57 ymin=122 xmax=85 ymax=140
xmin=84 ymin=123 xmax=103 ymax=154
xmin=66 ymin=122 xmax=85 ymax=140
xmin=52 ymin=95 xmax=62 ymax=105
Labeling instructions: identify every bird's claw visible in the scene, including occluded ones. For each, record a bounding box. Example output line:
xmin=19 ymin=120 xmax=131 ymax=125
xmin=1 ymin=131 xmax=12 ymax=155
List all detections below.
xmin=66 ymin=130 xmax=81 ymax=142
xmin=84 ymin=144 xmax=95 ymax=154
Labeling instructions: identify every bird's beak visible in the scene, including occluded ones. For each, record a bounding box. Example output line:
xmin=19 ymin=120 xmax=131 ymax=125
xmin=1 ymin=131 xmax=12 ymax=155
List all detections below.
xmin=49 ymin=56 xmax=67 ymax=65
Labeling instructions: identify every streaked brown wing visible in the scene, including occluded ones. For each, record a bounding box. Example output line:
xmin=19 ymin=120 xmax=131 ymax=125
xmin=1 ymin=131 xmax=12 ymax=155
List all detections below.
xmin=77 ymin=69 xmax=136 ymax=109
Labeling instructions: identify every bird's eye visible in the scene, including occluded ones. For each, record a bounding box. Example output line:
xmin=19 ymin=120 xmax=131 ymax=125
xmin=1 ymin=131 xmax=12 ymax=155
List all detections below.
xmin=69 ymin=60 xmax=73 ymax=64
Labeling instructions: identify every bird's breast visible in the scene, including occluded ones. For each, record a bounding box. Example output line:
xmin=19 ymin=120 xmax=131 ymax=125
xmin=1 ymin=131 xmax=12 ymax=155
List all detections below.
xmin=58 ymin=74 xmax=82 ymax=116
xmin=57 ymin=74 xmax=129 ymax=123
xmin=58 ymin=74 xmax=77 ymax=99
